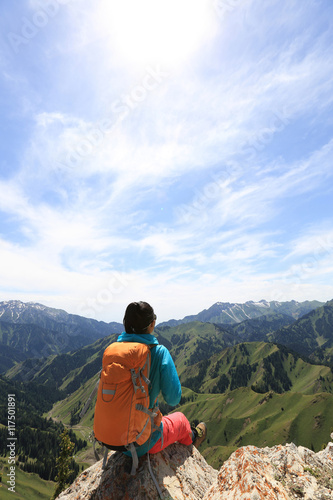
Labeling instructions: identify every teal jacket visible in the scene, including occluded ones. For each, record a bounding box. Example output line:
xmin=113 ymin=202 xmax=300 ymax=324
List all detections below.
xmin=117 ymin=331 xmax=181 ymax=457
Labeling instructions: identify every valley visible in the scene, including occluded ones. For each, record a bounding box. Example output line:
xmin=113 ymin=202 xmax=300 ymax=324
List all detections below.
xmin=0 ymin=298 xmax=333 ymax=497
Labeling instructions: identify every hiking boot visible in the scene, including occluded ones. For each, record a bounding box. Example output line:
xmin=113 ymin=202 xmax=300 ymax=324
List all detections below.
xmin=192 ymin=422 xmax=207 ymax=448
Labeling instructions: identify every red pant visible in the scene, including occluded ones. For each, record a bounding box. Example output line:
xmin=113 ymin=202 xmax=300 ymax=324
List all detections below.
xmin=149 ymin=412 xmax=193 ymax=454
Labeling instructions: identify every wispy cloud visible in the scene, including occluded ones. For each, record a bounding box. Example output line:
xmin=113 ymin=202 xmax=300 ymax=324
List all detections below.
xmin=1 ymin=0 xmax=333 ymax=321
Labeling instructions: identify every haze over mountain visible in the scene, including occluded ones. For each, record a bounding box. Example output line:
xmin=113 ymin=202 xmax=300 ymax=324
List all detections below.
xmin=6 ymin=299 xmax=333 ymax=393
xmin=0 ymin=300 xmax=123 ymax=335
xmin=2 ymin=298 xmax=330 ymax=375
xmin=0 ymin=300 xmax=123 ymax=372
xmin=1 ymin=298 xmax=326 ymax=375
xmin=159 ymin=299 xmax=324 ymax=327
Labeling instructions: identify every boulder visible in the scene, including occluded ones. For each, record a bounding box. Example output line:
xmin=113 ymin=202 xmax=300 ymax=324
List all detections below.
xmin=203 ymin=441 xmax=333 ymax=500
xmin=57 ymin=436 xmax=333 ymax=500
xmin=56 ymin=444 xmax=218 ymax=499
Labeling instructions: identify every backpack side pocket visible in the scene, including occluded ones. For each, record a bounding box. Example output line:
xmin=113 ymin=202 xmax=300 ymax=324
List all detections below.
xmin=102 ymin=382 xmax=116 ymax=402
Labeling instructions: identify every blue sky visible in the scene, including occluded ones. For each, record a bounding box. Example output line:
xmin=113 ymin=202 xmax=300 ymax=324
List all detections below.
xmin=0 ymin=0 xmax=333 ymax=323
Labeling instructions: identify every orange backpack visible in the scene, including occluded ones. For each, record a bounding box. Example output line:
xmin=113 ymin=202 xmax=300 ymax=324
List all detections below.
xmin=93 ymin=341 xmax=162 ymax=474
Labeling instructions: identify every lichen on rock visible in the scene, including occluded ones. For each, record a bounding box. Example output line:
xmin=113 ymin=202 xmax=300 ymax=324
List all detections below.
xmin=203 ymin=440 xmax=333 ymax=500
xmin=56 ymin=435 xmax=333 ymax=500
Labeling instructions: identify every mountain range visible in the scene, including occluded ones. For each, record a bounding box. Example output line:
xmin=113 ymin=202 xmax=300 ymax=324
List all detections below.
xmin=0 ymin=300 xmax=123 ymax=372
xmin=0 ymin=298 xmax=325 ymax=373
xmin=41 ymin=301 xmax=333 ymax=469
xmin=159 ymin=299 xmax=324 ymax=326
xmin=2 ymin=298 xmax=333 ymax=380
xmin=1 ymin=296 xmax=333 ymax=497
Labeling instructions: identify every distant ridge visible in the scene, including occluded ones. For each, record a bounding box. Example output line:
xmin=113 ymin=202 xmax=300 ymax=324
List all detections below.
xmin=159 ymin=299 xmax=324 ymax=327
xmin=0 ymin=300 xmax=123 ymax=372
xmin=269 ymin=298 xmax=333 ymax=365
xmin=5 ymin=298 xmax=333 ymax=488
xmin=0 ymin=300 xmax=122 ymax=333
xmin=0 ymin=298 xmax=328 ymax=374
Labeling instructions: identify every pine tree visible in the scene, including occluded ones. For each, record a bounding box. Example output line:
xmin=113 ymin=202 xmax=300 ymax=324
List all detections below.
xmin=52 ymin=428 xmax=75 ymax=499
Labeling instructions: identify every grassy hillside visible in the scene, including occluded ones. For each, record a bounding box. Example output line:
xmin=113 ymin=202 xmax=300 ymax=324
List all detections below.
xmin=5 ymin=308 xmax=333 ymax=480
xmin=230 ymin=312 xmax=294 ymax=341
xmin=179 ymin=387 xmax=333 ymax=468
xmin=48 ymin=373 xmax=99 ymax=430
xmin=6 ymin=334 xmax=116 ymax=392
xmin=47 ymin=379 xmax=333 ymax=470
xmin=156 ymin=321 xmax=236 ymax=376
xmin=46 ymin=339 xmax=333 ymax=470
xmin=47 ymin=374 xmax=99 ymax=466
xmin=8 ymin=303 xmax=332 ymax=387
xmin=0 ymin=458 xmax=56 ymax=500
xmin=179 ymin=342 xmax=333 ymax=395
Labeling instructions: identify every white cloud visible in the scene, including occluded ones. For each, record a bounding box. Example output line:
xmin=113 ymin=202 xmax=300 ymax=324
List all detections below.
xmin=284 ymin=224 xmax=333 ymax=261
xmin=1 ymin=0 xmax=333 ymax=320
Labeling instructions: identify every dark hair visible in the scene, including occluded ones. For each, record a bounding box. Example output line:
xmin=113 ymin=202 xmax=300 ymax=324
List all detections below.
xmin=123 ymin=301 xmax=156 ymax=334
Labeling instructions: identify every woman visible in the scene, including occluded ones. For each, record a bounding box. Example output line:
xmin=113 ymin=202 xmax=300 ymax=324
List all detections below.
xmin=119 ymin=301 xmax=207 ymax=457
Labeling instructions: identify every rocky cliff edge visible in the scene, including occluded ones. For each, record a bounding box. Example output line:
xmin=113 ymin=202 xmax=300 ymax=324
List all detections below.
xmin=57 ymin=435 xmax=333 ymax=500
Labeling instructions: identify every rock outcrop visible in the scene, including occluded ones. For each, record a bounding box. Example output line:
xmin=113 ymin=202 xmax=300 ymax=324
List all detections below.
xmin=57 ymin=435 xmax=333 ymax=500
xmin=57 ymin=444 xmax=217 ymax=500
xmin=205 ymin=441 xmax=333 ymax=500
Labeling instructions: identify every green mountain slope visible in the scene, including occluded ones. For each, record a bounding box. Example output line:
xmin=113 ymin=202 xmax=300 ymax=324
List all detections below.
xmin=156 ymin=321 xmax=235 ymax=376
xmin=48 ymin=375 xmax=333 ymax=470
xmin=0 ymin=300 xmax=122 ymax=370
xmin=0 ymin=344 xmax=26 ymax=373
xmin=179 ymin=342 xmax=333 ymax=395
xmin=0 ymin=375 xmax=86 ymax=489
xmin=4 ymin=305 xmax=333 ymax=476
xmin=229 ymin=312 xmax=294 ymax=341
xmin=269 ymin=299 xmax=333 ymax=365
xmin=43 ymin=336 xmax=333 ymax=470
xmin=156 ymin=315 xmax=299 ymax=377
xmin=0 ymin=457 xmax=56 ymax=500
xmin=0 ymin=321 xmax=82 ymax=372
xmin=6 ymin=334 xmax=117 ymax=392
xmin=179 ymin=387 xmax=333 ymax=468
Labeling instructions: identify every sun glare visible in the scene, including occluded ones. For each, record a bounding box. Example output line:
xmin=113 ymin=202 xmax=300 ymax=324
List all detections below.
xmin=103 ymin=0 xmax=217 ymax=69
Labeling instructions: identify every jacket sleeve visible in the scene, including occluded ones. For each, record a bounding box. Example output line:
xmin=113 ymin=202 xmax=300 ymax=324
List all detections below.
xmin=159 ymin=346 xmax=182 ymax=406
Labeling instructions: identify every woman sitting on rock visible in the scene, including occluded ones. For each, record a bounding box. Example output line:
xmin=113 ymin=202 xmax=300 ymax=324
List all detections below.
xmin=121 ymin=301 xmax=207 ymax=456
xmin=94 ymin=300 xmax=207 ymax=463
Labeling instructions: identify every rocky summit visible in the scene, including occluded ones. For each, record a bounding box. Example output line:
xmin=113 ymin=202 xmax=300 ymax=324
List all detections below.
xmin=57 ymin=435 xmax=333 ymax=500
xmin=56 ymin=444 xmax=217 ymax=499
xmin=205 ymin=439 xmax=333 ymax=500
